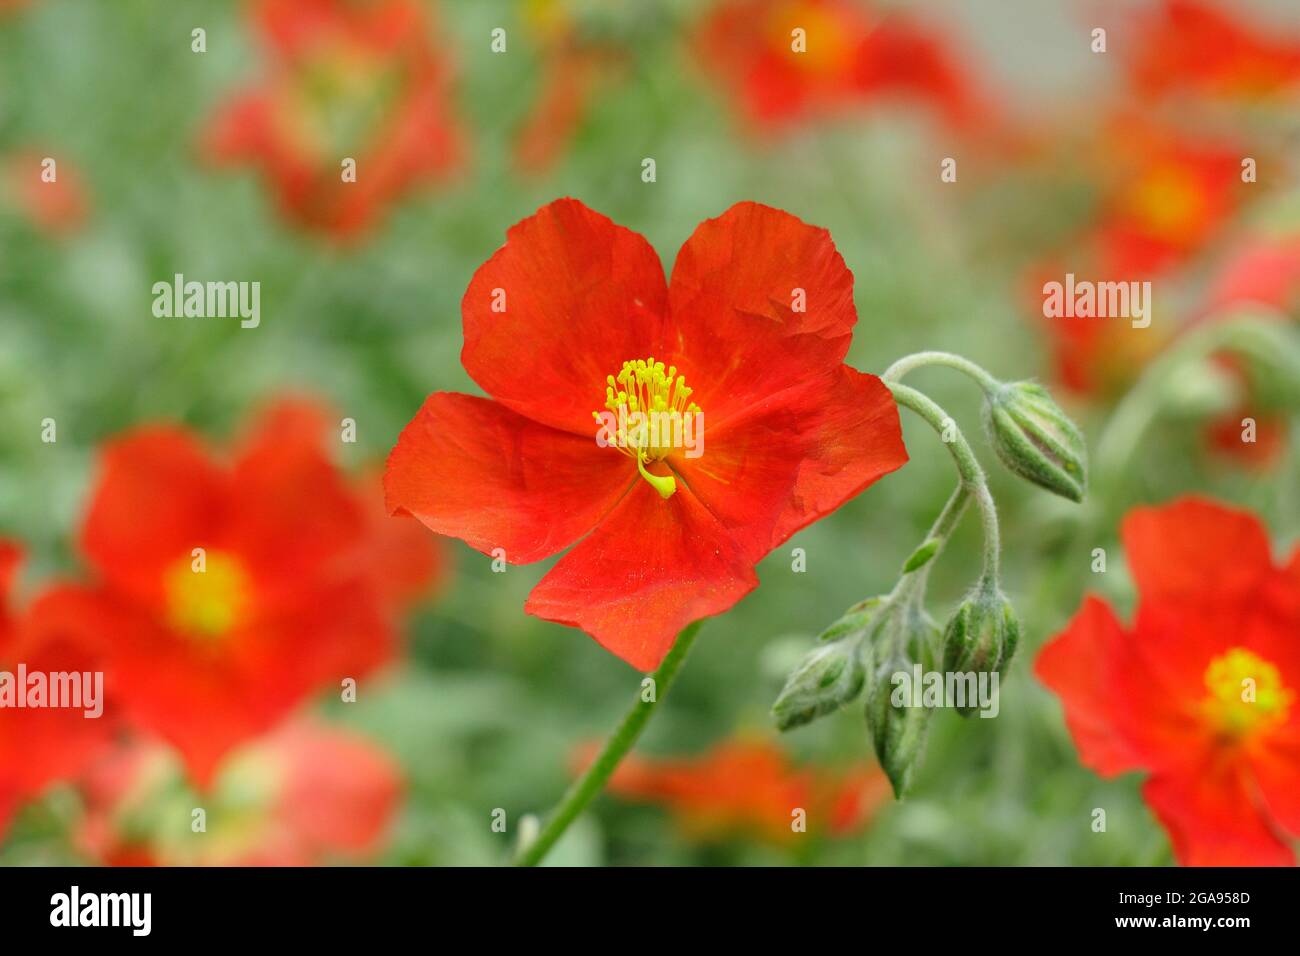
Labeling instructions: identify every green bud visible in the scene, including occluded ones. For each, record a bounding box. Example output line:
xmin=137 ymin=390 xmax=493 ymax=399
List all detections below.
xmin=941 ymin=584 xmax=1020 ymax=717
xmin=983 ymin=380 xmax=1087 ymax=503
xmin=864 ymin=602 xmax=939 ymax=797
xmin=771 ymin=608 xmax=871 ymax=731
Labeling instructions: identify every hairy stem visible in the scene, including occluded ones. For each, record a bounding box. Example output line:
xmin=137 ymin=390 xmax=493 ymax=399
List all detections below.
xmin=882 ymin=350 xmax=1001 ymax=392
xmin=886 ymin=381 xmax=1001 ymax=584
xmin=513 ymin=621 xmax=703 ymax=867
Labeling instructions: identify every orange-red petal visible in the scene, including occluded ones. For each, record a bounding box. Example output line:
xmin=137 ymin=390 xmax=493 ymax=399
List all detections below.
xmin=524 ymin=480 xmax=758 ymax=670
xmin=461 ymin=199 xmax=670 ymax=435
xmin=666 ymin=201 xmax=858 ymax=421
xmin=673 ymin=364 xmax=905 ymax=562
xmin=1143 ymin=762 xmax=1294 ymax=866
xmin=1121 ymin=496 xmax=1275 ymax=609
xmin=385 ymin=391 xmax=634 ymax=564
xmin=80 ymin=428 xmax=231 ymax=610
xmin=1034 ymin=595 xmax=1147 ymax=776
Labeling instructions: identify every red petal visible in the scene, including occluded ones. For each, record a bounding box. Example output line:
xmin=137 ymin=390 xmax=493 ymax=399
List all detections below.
xmin=1143 ymin=762 xmax=1294 ymax=866
xmin=80 ymin=428 xmax=230 ymax=610
xmin=666 ymin=202 xmax=858 ymax=420
xmin=230 ymin=401 xmax=370 ymax=598
xmin=0 ymin=586 xmax=115 ymax=800
xmin=273 ymin=720 xmax=401 ymax=857
xmin=461 ymin=199 xmax=669 ymax=435
xmin=1121 ymin=496 xmax=1275 ymax=608
xmin=0 ymin=540 xmax=20 ymax=648
xmin=1034 ymin=596 xmax=1147 ymax=776
xmin=524 ymin=481 xmax=758 ymax=670
xmin=673 ymin=364 xmax=906 ymax=562
xmin=1251 ymin=726 xmax=1300 ymax=839
xmin=385 ymin=392 xmax=634 ymax=564
xmin=60 ymin=576 xmax=390 ymax=788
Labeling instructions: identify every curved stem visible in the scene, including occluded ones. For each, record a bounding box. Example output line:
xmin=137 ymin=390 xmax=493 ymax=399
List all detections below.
xmin=513 ymin=621 xmax=703 ymax=867
xmin=887 ymin=381 xmax=1000 ymax=584
xmin=881 ymin=350 xmax=1001 ymax=392
xmin=1095 ymin=316 xmax=1300 ymax=482
xmin=921 ymin=483 xmax=971 ymax=549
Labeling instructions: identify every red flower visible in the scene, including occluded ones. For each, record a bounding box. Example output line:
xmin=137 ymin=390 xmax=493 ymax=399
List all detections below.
xmin=695 ymin=0 xmax=990 ymax=134
xmin=1205 ymin=232 xmax=1300 ymax=316
xmin=1027 ymin=259 xmax=1173 ymax=398
xmin=1089 ymin=119 xmax=1243 ymax=279
xmin=1029 ymin=119 xmax=1244 ymax=398
xmin=54 ymin=398 xmax=441 ymax=786
xmin=1035 ymin=497 xmax=1300 ymax=865
xmin=77 ymin=720 xmax=400 ymax=866
xmin=0 ymin=544 xmax=112 ymax=838
xmin=201 ymin=0 xmax=463 ymax=239
xmin=1191 ymin=230 xmax=1300 ymax=469
xmin=587 ymin=736 xmax=888 ymax=844
xmin=385 ymin=199 xmax=907 ymax=670
xmin=512 ymin=4 xmax=628 ymax=175
xmin=1124 ymin=0 xmax=1300 ymax=103
xmin=2 ymin=150 xmax=89 ymax=236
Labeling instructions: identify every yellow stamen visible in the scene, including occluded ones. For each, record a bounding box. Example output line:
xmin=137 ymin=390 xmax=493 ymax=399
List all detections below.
xmin=164 ymin=550 xmax=252 ymax=641
xmin=593 ymin=356 xmax=702 ymax=499
xmin=1201 ymin=647 xmax=1293 ymax=739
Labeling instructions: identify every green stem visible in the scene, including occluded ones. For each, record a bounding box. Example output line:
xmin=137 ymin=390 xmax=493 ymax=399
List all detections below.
xmin=882 ymin=350 xmax=1001 ymax=392
xmin=513 ymin=621 xmax=703 ymax=867
xmin=886 ymin=381 xmax=1000 ymax=584
xmin=1095 ymin=316 xmax=1300 ymax=482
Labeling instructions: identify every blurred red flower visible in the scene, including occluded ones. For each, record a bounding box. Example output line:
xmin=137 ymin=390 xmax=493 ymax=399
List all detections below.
xmin=385 ymin=198 xmax=907 ymax=670
xmin=51 ymin=398 xmax=441 ymax=786
xmin=1205 ymin=232 xmax=1300 ymax=317
xmin=201 ymin=0 xmax=463 ymax=239
xmin=1036 ymin=497 xmax=1300 ymax=865
xmin=694 ymin=0 xmax=990 ymax=134
xmin=1031 ymin=118 xmax=1244 ymax=398
xmin=1 ymin=150 xmax=89 ymax=236
xmin=0 ymin=543 xmax=112 ymax=838
xmin=1124 ymin=0 xmax=1300 ymax=103
xmin=1089 ymin=123 xmax=1242 ymax=279
xmin=585 ymin=736 xmax=888 ymax=845
xmin=512 ymin=2 xmax=627 ymax=175
xmin=1192 ymin=223 xmax=1300 ymax=469
xmin=77 ymin=720 xmax=400 ymax=866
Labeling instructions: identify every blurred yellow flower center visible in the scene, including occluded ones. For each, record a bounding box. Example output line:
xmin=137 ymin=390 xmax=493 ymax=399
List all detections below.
xmin=164 ymin=551 xmax=251 ymax=641
xmin=593 ymin=357 xmax=702 ymax=500
xmin=1125 ymin=163 xmax=1207 ymax=242
xmin=772 ymin=4 xmax=855 ymax=76
xmin=284 ymin=45 xmax=399 ymax=157
xmin=1201 ymin=647 xmax=1293 ymax=739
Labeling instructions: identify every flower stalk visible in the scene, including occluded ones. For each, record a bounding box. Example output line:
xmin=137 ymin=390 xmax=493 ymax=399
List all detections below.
xmin=772 ymin=350 xmax=1085 ymax=796
xmin=513 ymin=620 xmax=703 ymax=866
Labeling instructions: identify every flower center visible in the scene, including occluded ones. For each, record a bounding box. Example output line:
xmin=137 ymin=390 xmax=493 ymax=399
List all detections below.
xmin=1201 ymin=647 xmax=1293 ymax=739
xmin=769 ymin=2 xmax=856 ymax=76
xmin=1124 ymin=162 xmax=1208 ymax=243
xmin=283 ymin=44 xmax=401 ymax=159
xmin=592 ymin=357 xmax=701 ymax=499
xmin=164 ymin=551 xmax=252 ymax=641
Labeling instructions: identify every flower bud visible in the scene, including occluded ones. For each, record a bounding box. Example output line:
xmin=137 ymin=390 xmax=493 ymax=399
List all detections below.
xmin=864 ymin=603 xmax=939 ymax=797
xmin=941 ymin=585 xmax=1019 ymax=717
xmin=772 ymin=607 xmax=872 ymax=731
xmin=983 ymin=380 xmax=1087 ymax=503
